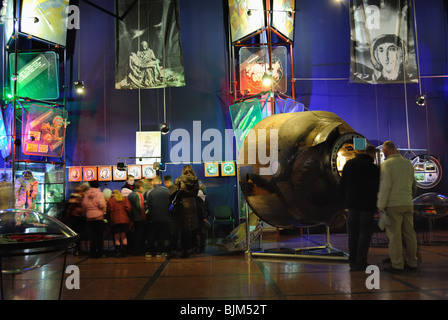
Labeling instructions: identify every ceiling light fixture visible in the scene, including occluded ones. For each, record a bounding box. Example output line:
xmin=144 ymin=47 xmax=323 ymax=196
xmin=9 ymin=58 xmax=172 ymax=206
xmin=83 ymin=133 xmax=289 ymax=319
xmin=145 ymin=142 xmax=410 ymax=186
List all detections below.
xmin=74 ymin=81 xmax=85 ymax=94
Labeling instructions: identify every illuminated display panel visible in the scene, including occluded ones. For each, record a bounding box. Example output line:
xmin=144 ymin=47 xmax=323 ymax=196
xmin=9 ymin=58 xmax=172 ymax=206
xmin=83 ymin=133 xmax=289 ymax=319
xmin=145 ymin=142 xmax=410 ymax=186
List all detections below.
xmin=229 ymin=98 xmax=263 ymax=151
xmin=22 ymin=104 xmax=67 ymax=158
xmin=0 ymin=105 xmax=13 ymax=158
xmin=20 ymin=0 xmax=69 ymax=46
xmin=4 ymin=0 xmax=14 ymax=44
xmin=229 ymin=0 xmax=265 ymax=43
xmin=239 ymin=46 xmax=287 ymax=94
xmin=9 ymin=52 xmax=60 ymax=100
xmin=272 ymin=0 xmax=295 ymax=42
xmin=412 ymin=156 xmax=442 ymax=190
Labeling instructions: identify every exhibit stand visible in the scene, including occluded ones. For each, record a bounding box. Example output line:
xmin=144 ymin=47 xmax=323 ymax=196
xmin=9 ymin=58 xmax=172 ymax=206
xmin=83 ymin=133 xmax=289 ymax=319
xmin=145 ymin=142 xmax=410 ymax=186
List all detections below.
xmin=1 ymin=0 xmax=69 ymax=215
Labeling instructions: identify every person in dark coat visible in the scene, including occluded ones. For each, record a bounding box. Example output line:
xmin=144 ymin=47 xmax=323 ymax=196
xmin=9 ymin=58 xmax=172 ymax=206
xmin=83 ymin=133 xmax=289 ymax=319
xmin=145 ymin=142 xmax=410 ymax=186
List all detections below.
xmin=65 ymin=184 xmax=89 ymax=255
xmin=163 ymin=175 xmax=177 ymax=195
xmin=340 ymin=145 xmax=380 ymax=271
xmin=127 ymin=180 xmax=147 ymax=255
xmin=145 ymin=175 xmax=171 ymax=257
xmin=174 ymin=165 xmax=204 ymax=258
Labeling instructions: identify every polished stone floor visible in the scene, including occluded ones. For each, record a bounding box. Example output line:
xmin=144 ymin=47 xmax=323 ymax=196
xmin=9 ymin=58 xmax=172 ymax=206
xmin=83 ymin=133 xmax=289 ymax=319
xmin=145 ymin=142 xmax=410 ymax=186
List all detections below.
xmin=2 ymin=228 xmax=448 ymax=302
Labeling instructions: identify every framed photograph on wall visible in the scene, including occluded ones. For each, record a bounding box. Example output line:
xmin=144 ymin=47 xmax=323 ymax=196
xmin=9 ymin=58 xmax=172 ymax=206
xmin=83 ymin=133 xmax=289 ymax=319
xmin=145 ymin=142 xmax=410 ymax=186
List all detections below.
xmin=142 ymin=165 xmax=156 ymax=179
xmin=221 ymin=162 xmax=236 ymax=176
xmin=127 ymin=165 xmax=142 ymax=179
xmin=98 ymin=166 xmax=112 ymax=181
xmin=204 ymin=163 xmax=219 ymax=177
xmin=113 ymin=166 xmax=127 ymax=181
xmin=136 ymin=131 xmax=161 ymax=164
xmin=68 ymin=167 xmax=82 ymax=182
xmin=83 ymin=167 xmax=97 ymax=182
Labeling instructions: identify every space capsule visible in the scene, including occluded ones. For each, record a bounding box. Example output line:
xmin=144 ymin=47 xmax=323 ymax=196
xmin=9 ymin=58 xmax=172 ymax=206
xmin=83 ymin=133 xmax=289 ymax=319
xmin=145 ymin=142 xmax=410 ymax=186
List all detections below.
xmin=237 ymin=111 xmax=367 ymax=229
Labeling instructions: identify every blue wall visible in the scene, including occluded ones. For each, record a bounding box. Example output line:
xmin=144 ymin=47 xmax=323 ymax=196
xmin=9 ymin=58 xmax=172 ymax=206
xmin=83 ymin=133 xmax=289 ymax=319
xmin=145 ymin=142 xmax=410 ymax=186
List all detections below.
xmin=64 ymin=0 xmax=448 ymax=215
xmin=2 ymin=0 xmax=447 ymax=219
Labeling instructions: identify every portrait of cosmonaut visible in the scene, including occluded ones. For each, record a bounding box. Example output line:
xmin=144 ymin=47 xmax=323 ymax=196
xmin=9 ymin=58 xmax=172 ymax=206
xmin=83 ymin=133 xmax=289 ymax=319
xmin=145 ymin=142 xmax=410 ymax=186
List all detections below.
xmin=83 ymin=168 xmax=96 ymax=181
xmin=69 ymin=167 xmax=81 ymax=181
xmin=142 ymin=165 xmax=156 ymax=178
xmin=113 ymin=167 xmax=127 ymax=180
xmin=370 ymin=34 xmax=412 ymax=82
xmin=128 ymin=165 xmax=141 ymax=179
xmin=99 ymin=167 xmax=112 ymax=180
xmin=349 ymin=0 xmax=418 ymax=84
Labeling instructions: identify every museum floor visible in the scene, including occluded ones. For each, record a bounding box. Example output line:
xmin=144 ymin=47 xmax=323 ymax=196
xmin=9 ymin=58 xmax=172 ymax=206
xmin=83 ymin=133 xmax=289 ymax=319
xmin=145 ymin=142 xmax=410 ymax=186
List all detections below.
xmin=2 ymin=227 xmax=448 ymax=302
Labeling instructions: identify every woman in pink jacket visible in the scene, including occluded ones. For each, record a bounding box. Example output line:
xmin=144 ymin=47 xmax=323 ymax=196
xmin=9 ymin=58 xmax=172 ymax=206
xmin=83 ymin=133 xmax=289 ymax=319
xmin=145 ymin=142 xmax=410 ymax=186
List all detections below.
xmin=82 ymin=181 xmax=106 ymax=258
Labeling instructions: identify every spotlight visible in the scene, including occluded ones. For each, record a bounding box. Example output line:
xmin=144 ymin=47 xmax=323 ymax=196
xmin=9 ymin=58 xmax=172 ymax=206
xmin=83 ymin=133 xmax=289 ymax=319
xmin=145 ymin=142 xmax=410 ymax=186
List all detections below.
xmin=74 ymin=81 xmax=85 ymax=94
xmin=117 ymin=162 xmax=127 ymax=171
xmin=153 ymin=162 xmax=166 ymax=171
xmin=262 ymin=71 xmax=273 ymax=87
xmin=416 ymin=94 xmax=426 ymax=106
xmin=160 ymin=123 xmax=170 ymax=135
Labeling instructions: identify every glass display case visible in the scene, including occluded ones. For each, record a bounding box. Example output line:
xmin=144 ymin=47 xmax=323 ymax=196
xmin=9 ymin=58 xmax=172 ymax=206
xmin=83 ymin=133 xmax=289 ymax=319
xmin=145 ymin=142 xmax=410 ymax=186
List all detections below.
xmin=13 ymin=162 xmax=65 ymax=218
xmin=0 ymin=209 xmax=78 ymax=274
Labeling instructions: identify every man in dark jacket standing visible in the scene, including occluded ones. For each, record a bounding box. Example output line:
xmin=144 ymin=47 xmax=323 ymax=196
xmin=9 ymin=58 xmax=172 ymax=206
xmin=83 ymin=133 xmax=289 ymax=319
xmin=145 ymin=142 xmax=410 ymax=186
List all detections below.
xmin=340 ymin=145 xmax=380 ymax=271
xmin=145 ymin=175 xmax=171 ymax=257
xmin=127 ymin=180 xmax=146 ymax=255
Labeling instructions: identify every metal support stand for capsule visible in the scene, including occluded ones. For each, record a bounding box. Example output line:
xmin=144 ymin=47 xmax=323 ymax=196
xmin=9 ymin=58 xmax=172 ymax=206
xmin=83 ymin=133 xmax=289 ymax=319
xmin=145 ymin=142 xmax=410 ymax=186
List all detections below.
xmin=245 ymin=206 xmax=349 ymax=262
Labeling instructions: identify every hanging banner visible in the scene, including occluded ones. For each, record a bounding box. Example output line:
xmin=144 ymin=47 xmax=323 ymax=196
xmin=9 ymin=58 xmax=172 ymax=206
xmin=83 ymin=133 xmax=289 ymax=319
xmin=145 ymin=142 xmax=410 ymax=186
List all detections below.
xmin=115 ymin=0 xmax=186 ymax=89
xmin=349 ymin=0 xmax=418 ymax=84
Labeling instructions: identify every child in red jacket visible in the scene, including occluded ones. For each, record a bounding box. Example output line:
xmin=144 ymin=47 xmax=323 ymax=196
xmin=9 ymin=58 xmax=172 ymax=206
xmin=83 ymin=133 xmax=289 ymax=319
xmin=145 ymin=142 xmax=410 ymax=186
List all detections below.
xmin=107 ymin=190 xmax=132 ymax=257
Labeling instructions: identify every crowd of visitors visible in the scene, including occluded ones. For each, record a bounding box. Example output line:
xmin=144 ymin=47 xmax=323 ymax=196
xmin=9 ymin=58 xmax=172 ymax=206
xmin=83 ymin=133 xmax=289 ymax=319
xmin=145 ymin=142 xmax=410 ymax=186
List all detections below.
xmin=64 ymin=165 xmax=210 ymax=259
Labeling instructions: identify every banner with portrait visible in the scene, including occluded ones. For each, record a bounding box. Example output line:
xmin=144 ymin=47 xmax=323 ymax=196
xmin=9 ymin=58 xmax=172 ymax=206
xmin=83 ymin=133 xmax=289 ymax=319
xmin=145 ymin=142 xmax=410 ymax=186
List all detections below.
xmin=115 ymin=0 xmax=185 ymax=89
xmin=349 ymin=0 xmax=418 ymax=84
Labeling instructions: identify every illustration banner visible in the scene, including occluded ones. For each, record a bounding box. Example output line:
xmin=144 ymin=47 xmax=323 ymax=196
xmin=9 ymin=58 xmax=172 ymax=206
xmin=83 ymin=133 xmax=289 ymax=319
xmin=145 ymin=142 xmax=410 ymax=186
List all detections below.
xmin=349 ymin=0 xmax=418 ymax=84
xmin=115 ymin=0 xmax=185 ymax=89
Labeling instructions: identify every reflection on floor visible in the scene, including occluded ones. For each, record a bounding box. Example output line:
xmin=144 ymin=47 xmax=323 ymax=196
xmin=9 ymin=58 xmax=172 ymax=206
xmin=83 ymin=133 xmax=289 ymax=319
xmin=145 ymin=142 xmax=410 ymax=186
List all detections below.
xmin=2 ymin=229 xmax=448 ymax=301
